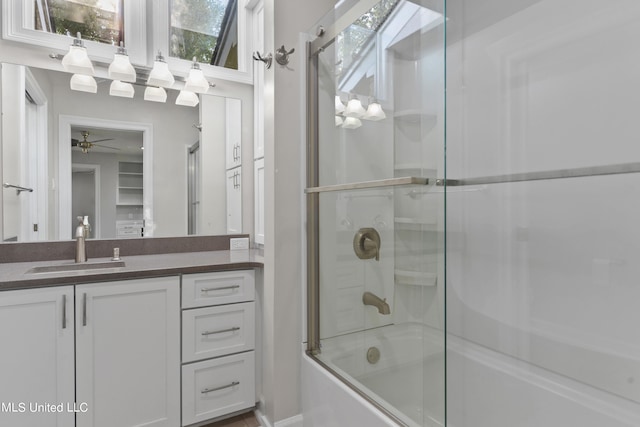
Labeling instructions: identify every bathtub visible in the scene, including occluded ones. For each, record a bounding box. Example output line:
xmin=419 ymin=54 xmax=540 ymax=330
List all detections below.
xmin=302 ymin=323 xmax=640 ymax=427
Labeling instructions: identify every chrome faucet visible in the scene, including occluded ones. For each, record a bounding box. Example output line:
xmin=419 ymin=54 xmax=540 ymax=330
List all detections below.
xmin=75 ymin=216 xmax=90 ymax=263
xmin=363 ymin=291 xmax=391 ymax=315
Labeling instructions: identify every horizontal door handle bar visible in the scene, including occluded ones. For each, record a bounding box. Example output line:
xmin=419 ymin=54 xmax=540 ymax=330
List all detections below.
xmin=201 ymin=381 xmax=239 ymax=394
xmin=443 ymin=162 xmax=640 ymax=187
xmin=201 ymin=285 xmax=240 ymax=292
xmin=305 ymin=177 xmax=429 ymax=193
xmin=201 ymin=327 xmax=240 ymax=336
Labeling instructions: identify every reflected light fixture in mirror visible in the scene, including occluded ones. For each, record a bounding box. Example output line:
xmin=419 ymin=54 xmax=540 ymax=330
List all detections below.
xmin=176 ymin=90 xmax=199 ymax=107
xmin=147 ymin=51 xmax=175 ymax=88
xmin=335 ymin=95 xmax=345 ymax=114
xmin=110 ymin=80 xmax=135 ymax=98
xmin=144 ymin=86 xmax=167 ymax=103
xmin=184 ymin=58 xmax=210 ymax=94
xmin=335 ymin=116 xmax=344 ymax=127
xmin=363 ymin=98 xmax=386 ymax=121
xmin=344 ymin=94 xmax=365 ymax=118
xmin=70 ymin=74 xmax=97 ymax=93
xmin=61 ymin=32 xmax=94 ymax=75
xmin=108 ymin=42 xmax=136 ymax=83
xmin=342 ymin=116 xmax=362 ymax=129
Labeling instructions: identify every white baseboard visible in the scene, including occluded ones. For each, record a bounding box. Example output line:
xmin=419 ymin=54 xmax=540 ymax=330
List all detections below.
xmin=255 ymin=409 xmax=303 ymax=427
xmin=275 ymin=414 xmax=304 ymax=427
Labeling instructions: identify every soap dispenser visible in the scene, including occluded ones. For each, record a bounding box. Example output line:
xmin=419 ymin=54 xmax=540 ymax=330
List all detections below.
xmin=75 ymin=216 xmax=89 ymax=263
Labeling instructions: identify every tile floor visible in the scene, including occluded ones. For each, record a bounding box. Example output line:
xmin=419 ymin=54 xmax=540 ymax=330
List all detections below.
xmin=201 ymin=411 xmax=260 ymax=427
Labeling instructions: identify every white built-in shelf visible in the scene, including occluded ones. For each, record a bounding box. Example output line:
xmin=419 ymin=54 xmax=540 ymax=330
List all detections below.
xmin=394 ymin=269 xmax=437 ymax=287
xmin=394 ymin=217 xmax=437 ymax=230
xmin=394 ymin=109 xmax=437 ymax=124
xmin=117 ymin=161 xmax=143 ymax=206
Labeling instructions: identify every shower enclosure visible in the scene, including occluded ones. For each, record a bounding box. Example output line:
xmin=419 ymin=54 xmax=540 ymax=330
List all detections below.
xmin=305 ymin=0 xmax=640 ymax=426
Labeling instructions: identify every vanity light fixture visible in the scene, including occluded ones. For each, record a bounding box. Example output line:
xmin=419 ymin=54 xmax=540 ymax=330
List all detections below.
xmin=144 ymin=86 xmax=167 ymax=103
xmin=61 ymin=32 xmax=94 ymax=75
xmin=335 ymin=116 xmax=344 ymax=127
xmin=70 ymin=74 xmax=97 ymax=93
xmin=176 ymin=90 xmax=199 ymax=107
xmin=147 ymin=51 xmax=175 ymax=88
xmin=109 ymin=80 xmax=135 ymax=98
xmin=335 ymin=95 xmax=345 ymax=114
xmin=108 ymin=42 xmax=136 ymax=83
xmin=362 ymin=98 xmax=386 ymax=121
xmin=342 ymin=116 xmax=362 ymax=129
xmin=184 ymin=58 xmax=210 ymax=94
xmin=344 ymin=94 xmax=365 ymax=118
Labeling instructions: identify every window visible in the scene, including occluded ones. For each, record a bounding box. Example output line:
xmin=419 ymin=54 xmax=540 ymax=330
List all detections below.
xmin=34 ymin=0 xmax=125 ymax=46
xmin=170 ymin=0 xmax=238 ymax=69
xmin=153 ymin=0 xmax=251 ymax=84
xmin=3 ymin=1 xmax=146 ymax=65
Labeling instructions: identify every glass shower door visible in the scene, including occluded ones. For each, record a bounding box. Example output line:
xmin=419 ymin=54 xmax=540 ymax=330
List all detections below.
xmin=306 ymin=1 xmax=445 ymax=425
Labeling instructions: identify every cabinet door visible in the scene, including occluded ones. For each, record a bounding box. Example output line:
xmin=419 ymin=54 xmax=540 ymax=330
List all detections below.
xmin=225 ymin=98 xmax=242 ymax=169
xmin=76 ymin=277 xmax=180 ymax=427
xmin=254 ymin=158 xmax=265 ymax=244
xmin=226 ymin=167 xmax=242 ymax=234
xmin=0 ymin=286 xmax=74 ymax=427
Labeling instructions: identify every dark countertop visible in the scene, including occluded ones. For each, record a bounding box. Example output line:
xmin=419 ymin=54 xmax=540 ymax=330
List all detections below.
xmin=0 ymin=249 xmax=263 ymax=291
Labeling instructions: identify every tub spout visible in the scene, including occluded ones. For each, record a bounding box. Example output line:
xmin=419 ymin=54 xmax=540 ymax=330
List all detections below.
xmin=363 ymin=291 xmax=391 ymax=315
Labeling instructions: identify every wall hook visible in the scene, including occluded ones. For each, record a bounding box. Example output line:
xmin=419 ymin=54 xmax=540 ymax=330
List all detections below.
xmin=274 ymin=45 xmax=295 ymax=67
xmin=253 ymin=51 xmax=272 ymax=69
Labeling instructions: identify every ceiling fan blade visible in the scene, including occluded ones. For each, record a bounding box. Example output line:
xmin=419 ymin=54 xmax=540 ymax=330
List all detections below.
xmin=88 ymin=138 xmax=114 ymax=144
xmin=71 ymin=139 xmax=79 ymax=146
xmin=92 ymin=143 xmax=121 ymax=151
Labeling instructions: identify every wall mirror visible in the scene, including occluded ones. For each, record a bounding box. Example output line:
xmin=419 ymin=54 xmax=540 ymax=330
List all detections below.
xmin=0 ymin=62 xmax=244 ymax=243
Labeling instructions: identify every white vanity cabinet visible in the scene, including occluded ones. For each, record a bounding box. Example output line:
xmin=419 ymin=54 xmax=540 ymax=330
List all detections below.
xmin=181 ymin=270 xmax=256 ymax=426
xmin=0 ymin=286 xmax=75 ymax=427
xmin=75 ymin=277 xmax=180 ymax=427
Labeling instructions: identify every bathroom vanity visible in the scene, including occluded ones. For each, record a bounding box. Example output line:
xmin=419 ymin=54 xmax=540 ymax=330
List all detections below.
xmin=0 ymin=236 xmax=262 ymax=427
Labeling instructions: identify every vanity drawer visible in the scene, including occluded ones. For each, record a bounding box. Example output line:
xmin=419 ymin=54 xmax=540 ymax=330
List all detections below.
xmin=182 ymin=270 xmax=255 ymax=308
xmin=182 ymin=302 xmax=255 ymax=363
xmin=182 ymin=351 xmax=255 ymax=426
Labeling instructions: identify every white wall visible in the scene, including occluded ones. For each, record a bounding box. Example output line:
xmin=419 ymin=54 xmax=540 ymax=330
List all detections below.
xmin=260 ymin=0 xmax=334 ymax=424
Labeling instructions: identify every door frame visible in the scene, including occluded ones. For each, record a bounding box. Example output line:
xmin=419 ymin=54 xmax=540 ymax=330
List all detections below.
xmin=58 ymin=116 xmax=153 ymax=239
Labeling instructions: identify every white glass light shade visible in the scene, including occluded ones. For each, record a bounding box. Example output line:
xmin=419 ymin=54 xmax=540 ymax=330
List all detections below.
xmin=147 ymin=54 xmax=174 ymax=88
xmin=335 ymin=116 xmax=344 ymax=127
xmin=344 ymin=96 xmax=365 ymax=118
xmin=341 ymin=117 xmax=362 ymax=129
xmin=184 ymin=68 xmax=210 ymax=94
xmin=335 ymin=96 xmax=345 ymax=114
xmin=70 ymin=74 xmax=97 ymax=93
xmin=176 ymin=90 xmax=199 ymax=107
xmin=108 ymin=53 xmax=136 ymax=82
xmin=363 ymin=101 xmax=386 ymax=121
xmin=62 ymin=45 xmax=94 ymax=75
xmin=144 ymin=86 xmax=167 ymax=103
xmin=109 ymin=80 xmax=135 ymax=98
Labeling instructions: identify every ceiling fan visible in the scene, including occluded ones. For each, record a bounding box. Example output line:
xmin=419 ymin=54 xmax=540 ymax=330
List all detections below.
xmin=72 ymin=131 xmax=120 ymax=154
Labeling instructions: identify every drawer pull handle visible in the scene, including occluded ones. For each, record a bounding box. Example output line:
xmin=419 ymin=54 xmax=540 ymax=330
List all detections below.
xmin=201 ymin=327 xmax=240 ymax=336
xmin=201 ymin=381 xmax=240 ymax=394
xmin=62 ymin=294 xmax=67 ymax=329
xmin=201 ymin=285 xmax=240 ymax=292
